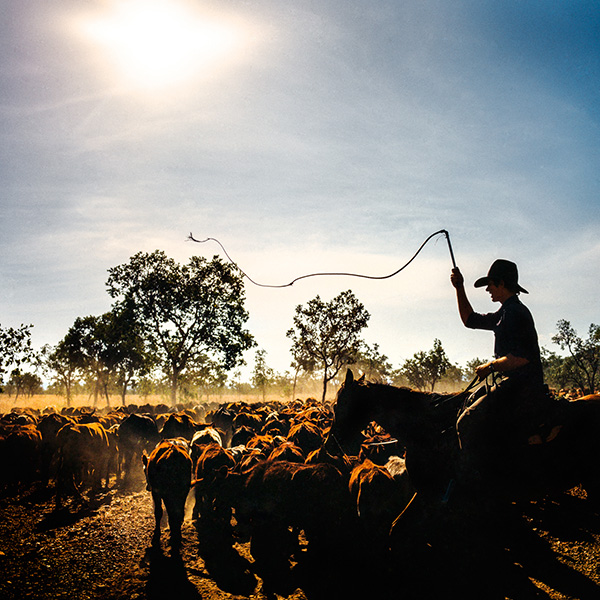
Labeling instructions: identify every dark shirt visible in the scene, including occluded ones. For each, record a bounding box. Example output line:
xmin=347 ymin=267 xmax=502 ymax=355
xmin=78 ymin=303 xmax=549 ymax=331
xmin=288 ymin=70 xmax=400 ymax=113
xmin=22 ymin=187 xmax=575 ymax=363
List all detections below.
xmin=466 ymin=295 xmax=544 ymax=385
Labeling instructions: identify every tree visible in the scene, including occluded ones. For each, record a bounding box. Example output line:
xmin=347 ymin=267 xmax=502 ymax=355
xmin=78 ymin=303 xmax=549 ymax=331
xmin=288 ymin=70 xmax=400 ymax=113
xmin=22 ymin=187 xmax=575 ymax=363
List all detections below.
xmin=400 ymin=339 xmax=451 ymax=392
xmin=60 ymin=315 xmax=116 ymax=407
xmin=106 ymin=251 xmax=255 ymax=405
xmin=552 ymin=320 xmax=600 ymax=393
xmin=6 ymin=370 xmax=43 ymax=401
xmin=104 ymin=305 xmax=152 ymax=405
xmin=352 ymin=342 xmax=393 ymax=382
xmin=252 ymin=349 xmax=275 ymax=400
xmin=41 ymin=342 xmax=82 ymax=406
xmin=0 ymin=323 xmax=36 ymax=390
xmin=178 ymin=354 xmax=228 ymax=402
xmin=286 ymin=290 xmax=370 ymax=402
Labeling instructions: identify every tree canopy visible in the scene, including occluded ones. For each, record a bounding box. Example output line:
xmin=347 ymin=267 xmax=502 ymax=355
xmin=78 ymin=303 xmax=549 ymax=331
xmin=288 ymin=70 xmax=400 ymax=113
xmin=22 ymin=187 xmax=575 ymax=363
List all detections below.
xmin=106 ymin=251 xmax=255 ymax=404
xmin=399 ymin=338 xmax=452 ymax=392
xmin=286 ymin=290 xmax=370 ymax=401
xmin=0 ymin=323 xmax=36 ymax=390
xmin=551 ymin=320 xmax=600 ymax=394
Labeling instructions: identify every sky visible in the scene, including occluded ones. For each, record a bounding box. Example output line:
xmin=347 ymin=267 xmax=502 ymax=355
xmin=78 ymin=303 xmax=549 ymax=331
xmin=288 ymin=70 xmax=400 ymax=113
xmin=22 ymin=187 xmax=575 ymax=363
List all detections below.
xmin=1 ymin=0 xmax=599 ymax=382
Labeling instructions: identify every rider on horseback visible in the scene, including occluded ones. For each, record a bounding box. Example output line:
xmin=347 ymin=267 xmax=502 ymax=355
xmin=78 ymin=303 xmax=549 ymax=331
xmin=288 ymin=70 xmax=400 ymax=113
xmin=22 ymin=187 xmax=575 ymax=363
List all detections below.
xmin=450 ymin=259 xmax=552 ymax=473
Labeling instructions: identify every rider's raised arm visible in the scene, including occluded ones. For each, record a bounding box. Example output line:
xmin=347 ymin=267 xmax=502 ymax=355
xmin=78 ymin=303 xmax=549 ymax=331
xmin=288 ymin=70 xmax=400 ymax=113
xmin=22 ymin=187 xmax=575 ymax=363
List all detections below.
xmin=451 ymin=267 xmax=474 ymax=326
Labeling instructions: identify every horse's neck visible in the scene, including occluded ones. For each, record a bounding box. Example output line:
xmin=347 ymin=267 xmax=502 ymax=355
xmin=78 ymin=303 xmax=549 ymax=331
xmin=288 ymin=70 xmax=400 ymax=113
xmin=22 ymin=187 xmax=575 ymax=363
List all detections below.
xmin=366 ymin=385 xmax=428 ymax=437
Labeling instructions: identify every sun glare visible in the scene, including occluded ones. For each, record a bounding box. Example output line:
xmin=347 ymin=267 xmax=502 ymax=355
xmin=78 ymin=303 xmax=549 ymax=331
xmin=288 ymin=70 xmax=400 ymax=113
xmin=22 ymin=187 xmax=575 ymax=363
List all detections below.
xmin=76 ymin=1 xmax=247 ymax=90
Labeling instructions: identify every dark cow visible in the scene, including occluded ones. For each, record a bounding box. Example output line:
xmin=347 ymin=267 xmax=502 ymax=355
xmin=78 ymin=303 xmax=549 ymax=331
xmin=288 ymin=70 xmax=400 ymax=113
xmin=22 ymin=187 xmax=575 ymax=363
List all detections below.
xmin=267 ymin=441 xmax=305 ymax=463
xmin=0 ymin=423 xmax=42 ymax=489
xmin=117 ymin=414 xmax=160 ymax=486
xmin=38 ymin=413 xmax=73 ymax=484
xmin=192 ymin=444 xmax=236 ymax=523
xmin=286 ymin=421 xmax=323 ymax=455
xmin=207 ymin=405 xmax=234 ymax=447
xmin=349 ymin=458 xmax=413 ymax=533
xmin=142 ymin=440 xmax=193 ymax=551
xmin=160 ymin=413 xmax=198 ymax=441
xmin=55 ymin=422 xmax=111 ymax=506
xmin=234 ymin=459 xmax=355 ymax=582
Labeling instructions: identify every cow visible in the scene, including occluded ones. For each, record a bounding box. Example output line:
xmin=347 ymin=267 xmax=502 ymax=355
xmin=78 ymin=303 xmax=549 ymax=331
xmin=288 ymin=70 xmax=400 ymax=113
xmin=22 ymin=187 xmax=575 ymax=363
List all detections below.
xmin=207 ymin=405 xmax=234 ymax=447
xmin=348 ymin=457 xmax=416 ymax=566
xmin=233 ymin=459 xmax=355 ymax=584
xmin=160 ymin=413 xmax=198 ymax=441
xmin=142 ymin=439 xmax=193 ymax=552
xmin=190 ymin=427 xmax=223 ymax=467
xmin=117 ymin=414 xmax=160 ymax=486
xmin=37 ymin=412 xmax=73 ymax=485
xmin=267 ymin=441 xmax=305 ymax=463
xmin=55 ymin=422 xmax=111 ymax=506
xmin=286 ymin=421 xmax=324 ymax=455
xmin=0 ymin=423 xmax=42 ymax=489
xmin=192 ymin=444 xmax=236 ymax=524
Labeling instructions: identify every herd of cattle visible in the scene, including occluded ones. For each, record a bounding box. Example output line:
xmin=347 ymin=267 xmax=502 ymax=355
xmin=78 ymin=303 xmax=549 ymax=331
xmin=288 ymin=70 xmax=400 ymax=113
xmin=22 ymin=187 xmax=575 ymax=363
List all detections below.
xmin=0 ymin=398 xmax=416 ymax=583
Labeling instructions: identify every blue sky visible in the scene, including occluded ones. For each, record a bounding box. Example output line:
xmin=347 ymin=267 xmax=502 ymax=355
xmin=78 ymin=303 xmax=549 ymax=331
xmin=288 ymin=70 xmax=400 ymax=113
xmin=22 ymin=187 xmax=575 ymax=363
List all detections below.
xmin=1 ymin=0 xmax=599 ymax=381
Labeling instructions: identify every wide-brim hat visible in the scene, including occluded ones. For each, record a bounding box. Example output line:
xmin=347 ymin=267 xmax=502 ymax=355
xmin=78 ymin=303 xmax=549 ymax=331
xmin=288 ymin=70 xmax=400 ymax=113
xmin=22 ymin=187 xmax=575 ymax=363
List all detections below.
xmin=474 ymin=259 xmax=528 ymax=294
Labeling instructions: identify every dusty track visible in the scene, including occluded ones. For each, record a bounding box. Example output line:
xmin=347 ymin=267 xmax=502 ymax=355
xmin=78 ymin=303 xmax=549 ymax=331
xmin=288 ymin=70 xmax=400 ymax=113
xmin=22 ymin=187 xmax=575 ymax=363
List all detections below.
xmin=1 ymin=480 xmax=600 ymax=600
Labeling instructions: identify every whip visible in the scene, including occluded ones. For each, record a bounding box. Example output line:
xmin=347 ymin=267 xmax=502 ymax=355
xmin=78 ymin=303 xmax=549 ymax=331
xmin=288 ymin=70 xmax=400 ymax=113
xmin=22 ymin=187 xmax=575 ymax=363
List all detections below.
xmin=188 ymin=229 xmax=457 ymax=288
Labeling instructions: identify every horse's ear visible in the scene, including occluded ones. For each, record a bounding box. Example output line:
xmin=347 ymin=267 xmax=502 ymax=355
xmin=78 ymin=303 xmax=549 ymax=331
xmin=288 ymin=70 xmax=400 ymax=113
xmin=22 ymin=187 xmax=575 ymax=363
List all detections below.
xmin=345 ymin=369 xmax=354 ymax=385
xmin=357 ymin=373 xmax=365 ymax=383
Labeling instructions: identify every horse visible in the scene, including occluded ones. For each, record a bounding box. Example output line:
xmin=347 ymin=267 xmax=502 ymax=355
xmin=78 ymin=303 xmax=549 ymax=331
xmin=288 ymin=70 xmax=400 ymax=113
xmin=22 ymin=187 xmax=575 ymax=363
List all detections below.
xmin=326 ymin=369 xmax=600 ymax=506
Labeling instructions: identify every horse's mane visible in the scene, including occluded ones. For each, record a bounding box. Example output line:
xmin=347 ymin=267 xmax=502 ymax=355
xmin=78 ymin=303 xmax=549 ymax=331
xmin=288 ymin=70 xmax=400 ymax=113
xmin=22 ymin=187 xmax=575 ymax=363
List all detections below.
xmin=358 ymin=380 xmax=456 ymax=407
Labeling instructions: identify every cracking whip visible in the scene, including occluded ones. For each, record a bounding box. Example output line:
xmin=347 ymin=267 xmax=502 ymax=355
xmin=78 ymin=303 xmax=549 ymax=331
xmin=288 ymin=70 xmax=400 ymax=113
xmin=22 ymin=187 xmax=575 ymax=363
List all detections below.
xmin=187 ymin=229 xmax=457 ymax=288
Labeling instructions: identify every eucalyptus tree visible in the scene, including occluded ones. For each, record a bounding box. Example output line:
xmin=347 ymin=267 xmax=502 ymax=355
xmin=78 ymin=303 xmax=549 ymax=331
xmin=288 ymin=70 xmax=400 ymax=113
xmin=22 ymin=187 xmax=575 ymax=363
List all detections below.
xmin=0 ymin=323 xmax=36 ymax=390
xmin=252 ymin=348 xmax=275 ymax=400
xmin=400 ymin=338 xmax=452 ymax=392
xmin=352 ymin=342 xmax=393 ymax=382
xmin=287 ymin=290 xmax=370 ymax=402
xmin=41 ymin=342 xmax=81 ymax=406
xmin=59 ymin=315 xmax=111 ymax=406
xmin=552 ymin=320 xmax=600 ymax=394
xmin=106 ymin=251 xmax=255 ymax=405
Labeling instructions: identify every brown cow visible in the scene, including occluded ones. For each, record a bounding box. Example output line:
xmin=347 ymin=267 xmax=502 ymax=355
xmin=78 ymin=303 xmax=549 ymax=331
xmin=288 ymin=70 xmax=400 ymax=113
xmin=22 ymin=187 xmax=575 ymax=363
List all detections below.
xmin=192 ymin=444 xmax=236 ymax=523
xmin=117 ymin=413 xmax=160 ymax=486
xmin=0 ymin=423 xmax=42 ymax=489
xmin=349 ymin=457 xmax=415 ymax=550
xmin=160 ymin=413 xmax=198 ymax=441
xmin=267 ymin=441 xmax=305 ymax=463
xmin=234 ymin=459 xmax=355 ymax=581
xmin=286 ymin=421 xmax=323 ymax=455
xmin=190 ymin=427 xmax=223 ymax=467
xmin=55 ymin=422 xmax=111 ymax=506
xmin=38 ymin=412 xmax=73 ymax=484
xmin=142 ymin=440 xmax=193 ymax=551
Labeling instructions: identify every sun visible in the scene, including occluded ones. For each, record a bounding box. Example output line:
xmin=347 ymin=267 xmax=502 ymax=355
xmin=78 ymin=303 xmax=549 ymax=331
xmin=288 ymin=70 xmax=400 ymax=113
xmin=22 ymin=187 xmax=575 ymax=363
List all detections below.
xmin=75 ymin=1 xmax=246 ymax=90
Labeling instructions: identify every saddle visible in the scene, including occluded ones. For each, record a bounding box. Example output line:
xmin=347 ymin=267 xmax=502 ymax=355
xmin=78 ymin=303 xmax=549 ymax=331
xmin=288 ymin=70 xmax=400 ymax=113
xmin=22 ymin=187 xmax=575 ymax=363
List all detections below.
xmin=525 ymin=389 xmax=568 ymax=445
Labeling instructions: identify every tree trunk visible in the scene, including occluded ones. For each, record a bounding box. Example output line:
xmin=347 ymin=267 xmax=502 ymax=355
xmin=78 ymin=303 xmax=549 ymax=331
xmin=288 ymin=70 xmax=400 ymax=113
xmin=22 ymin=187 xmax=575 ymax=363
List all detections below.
xmin=170 ymin=372 xmax=178 ymax=406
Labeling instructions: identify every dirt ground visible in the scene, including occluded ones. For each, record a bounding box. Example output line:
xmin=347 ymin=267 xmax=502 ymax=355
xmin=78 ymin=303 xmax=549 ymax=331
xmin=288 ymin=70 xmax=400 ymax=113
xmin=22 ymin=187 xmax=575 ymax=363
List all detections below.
xmin=1 ymin=477 xmax=600 ymax=600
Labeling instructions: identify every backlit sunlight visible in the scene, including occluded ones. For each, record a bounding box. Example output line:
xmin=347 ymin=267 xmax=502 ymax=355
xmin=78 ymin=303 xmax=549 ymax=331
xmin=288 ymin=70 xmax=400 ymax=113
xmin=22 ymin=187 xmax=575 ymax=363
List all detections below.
xmin=74 ymin=0 xmax=251 ymax=91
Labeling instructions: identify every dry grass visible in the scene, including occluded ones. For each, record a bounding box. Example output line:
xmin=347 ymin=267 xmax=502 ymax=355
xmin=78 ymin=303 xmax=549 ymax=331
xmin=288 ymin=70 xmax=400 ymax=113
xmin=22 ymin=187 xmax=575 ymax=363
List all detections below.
xmin=0 ymin=391 xmax=320 ymax=415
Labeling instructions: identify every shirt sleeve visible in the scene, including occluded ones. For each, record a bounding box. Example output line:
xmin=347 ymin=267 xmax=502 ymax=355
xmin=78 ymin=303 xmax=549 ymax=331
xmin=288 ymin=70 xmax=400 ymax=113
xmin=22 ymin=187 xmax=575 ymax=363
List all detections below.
xmin=465 ymin=310 xmax=498 ymax=331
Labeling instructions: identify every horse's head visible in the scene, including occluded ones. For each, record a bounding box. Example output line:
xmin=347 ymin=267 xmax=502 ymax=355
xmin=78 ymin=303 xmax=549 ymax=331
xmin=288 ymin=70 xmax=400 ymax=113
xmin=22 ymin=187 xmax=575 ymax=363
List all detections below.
xmin=325 ymin=369 xmax=372 ymax=457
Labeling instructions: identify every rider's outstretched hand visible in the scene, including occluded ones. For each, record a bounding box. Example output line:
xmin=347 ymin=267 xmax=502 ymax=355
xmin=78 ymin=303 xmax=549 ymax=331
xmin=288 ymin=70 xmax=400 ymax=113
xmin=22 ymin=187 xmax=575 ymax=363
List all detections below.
xmin=450 ymin=267 xmax=464 ymax=289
